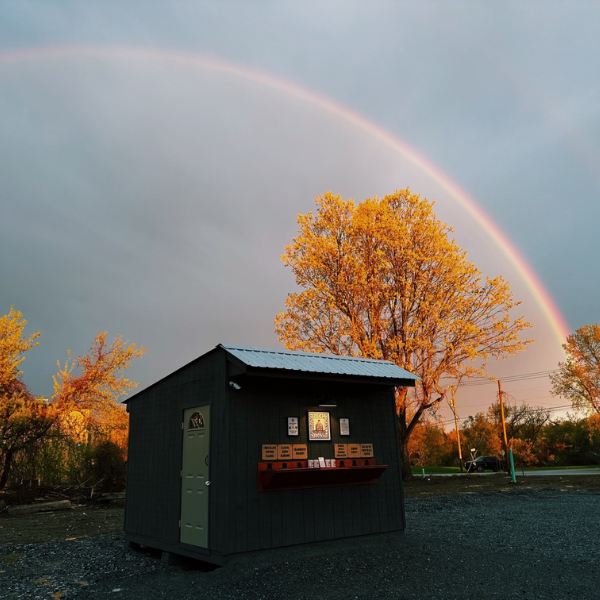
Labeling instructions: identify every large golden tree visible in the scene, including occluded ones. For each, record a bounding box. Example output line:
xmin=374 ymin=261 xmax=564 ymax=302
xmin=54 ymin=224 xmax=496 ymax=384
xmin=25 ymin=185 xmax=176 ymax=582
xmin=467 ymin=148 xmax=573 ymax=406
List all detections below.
xmin=275 ymin=190 xmax=532 ymax=479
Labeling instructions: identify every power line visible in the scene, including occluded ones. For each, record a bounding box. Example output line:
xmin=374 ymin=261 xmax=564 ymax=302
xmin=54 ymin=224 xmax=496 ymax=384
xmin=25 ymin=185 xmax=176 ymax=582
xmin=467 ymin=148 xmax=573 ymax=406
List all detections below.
xmin=453 ymin=404 xmax=574 ymax=425
xmin=508 ymin=394 xmax=559 ymax=402
xmin=435 ymin=403 xmax=576 ymax=427
xmin=454 ymin=397 xmax=562 ymax=410
xmin=458 ymin=369 xmax=560 ymax=387
xmin=504 ymin=385 xmax=555 ymax=393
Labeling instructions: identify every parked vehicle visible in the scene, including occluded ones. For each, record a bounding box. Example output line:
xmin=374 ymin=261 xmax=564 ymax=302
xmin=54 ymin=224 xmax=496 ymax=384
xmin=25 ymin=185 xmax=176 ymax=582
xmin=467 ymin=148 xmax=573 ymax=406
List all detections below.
xmin=465 ymin=456 xmax=505 ymax=473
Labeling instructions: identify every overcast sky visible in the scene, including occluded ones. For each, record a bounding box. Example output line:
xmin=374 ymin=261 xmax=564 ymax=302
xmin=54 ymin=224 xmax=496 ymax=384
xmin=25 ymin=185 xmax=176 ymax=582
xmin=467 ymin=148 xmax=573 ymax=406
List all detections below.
xmin=1 ymin=2 xmax=599 ymax=424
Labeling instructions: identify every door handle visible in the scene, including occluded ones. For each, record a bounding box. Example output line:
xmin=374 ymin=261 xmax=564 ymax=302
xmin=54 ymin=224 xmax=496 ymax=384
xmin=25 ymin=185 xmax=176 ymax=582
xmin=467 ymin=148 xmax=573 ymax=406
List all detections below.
xmin=205 ymin=481 xmax=211 ymax=486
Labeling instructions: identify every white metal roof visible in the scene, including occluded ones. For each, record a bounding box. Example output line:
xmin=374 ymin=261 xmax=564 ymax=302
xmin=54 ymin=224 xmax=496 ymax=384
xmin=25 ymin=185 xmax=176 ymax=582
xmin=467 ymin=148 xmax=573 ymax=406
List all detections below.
xmin=220 ymin=344 xmax=418 ymax=382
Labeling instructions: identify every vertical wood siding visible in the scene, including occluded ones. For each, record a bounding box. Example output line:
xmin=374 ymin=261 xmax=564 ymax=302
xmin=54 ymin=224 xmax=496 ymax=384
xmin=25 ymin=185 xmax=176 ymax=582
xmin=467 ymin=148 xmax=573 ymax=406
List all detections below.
xmin=125 ymin=349 xmax=227 ymax=547
xmin=227 ymin=376 xmax=405 ymax=555
xmin=126 ymin=349 xmax=405 ymax=559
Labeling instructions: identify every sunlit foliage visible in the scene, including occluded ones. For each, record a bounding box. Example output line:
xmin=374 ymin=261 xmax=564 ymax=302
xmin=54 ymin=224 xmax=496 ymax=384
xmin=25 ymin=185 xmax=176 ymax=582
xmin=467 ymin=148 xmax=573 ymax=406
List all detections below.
xmin=1 ymin=307 xmax=144 ymax=490
xmin=53 ymin=332 xmax=145 ymax=408
xmin=0 ymin=307 xmax=40 ymax=388
xmin=275 ymin=189 xmax=532 ymax=478
xmin=551 ymin=324 xmax=600 ymax=415
xmin=0 ymin=308 xmax=51 ymax=489
xmin=406 ymin=409 xmax=599 ymax=469
xmin=46 ymin=332 xmax=144 ymax=486
xmin=407 ymin=418 xmax=451 ymax=467
xmin=459 ymin=408 xmax=599 ymax=468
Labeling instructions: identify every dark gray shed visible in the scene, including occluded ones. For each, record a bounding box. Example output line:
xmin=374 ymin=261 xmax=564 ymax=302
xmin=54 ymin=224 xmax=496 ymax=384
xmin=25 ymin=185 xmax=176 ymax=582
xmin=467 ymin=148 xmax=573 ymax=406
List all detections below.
xmin=124 ymin=344 xmax=417 ymax=565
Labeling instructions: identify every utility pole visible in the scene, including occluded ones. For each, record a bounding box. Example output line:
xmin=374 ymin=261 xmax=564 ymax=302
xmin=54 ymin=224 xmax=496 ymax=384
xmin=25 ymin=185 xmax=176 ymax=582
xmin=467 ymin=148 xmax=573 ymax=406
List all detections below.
xmin=498 ymin=380 xmax=510 ymax=472
xmin=449 ymin=387 xmax=464 ymax=472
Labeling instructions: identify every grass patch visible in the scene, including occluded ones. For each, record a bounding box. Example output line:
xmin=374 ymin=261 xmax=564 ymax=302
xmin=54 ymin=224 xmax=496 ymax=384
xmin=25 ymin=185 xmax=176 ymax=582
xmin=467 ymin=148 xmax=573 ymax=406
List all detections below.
xmin=518 ymin=465 xmax=600 ymax=471
xmin=410 ymin=466 xmax=462 ymax=475
xmin=411 ymin=465 xmax=600 ymax=475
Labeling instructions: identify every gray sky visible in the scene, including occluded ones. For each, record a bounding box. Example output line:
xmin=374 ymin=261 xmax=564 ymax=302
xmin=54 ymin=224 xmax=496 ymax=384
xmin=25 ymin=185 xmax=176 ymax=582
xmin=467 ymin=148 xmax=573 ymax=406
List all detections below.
xmin=1 ymin=1 xmax=599 ymax=424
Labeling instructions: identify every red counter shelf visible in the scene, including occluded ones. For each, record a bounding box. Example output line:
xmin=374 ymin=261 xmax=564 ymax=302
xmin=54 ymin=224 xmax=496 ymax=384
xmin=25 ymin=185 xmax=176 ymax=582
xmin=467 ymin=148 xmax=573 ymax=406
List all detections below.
xmin=257 ymin=459 xmax=388 ymax=492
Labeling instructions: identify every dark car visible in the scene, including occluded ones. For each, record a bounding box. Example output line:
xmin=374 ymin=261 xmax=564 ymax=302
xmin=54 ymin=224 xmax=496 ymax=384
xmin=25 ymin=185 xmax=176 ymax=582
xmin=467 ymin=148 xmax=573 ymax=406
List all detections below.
xmin=465 ymin=456 xmax=503 ymax=473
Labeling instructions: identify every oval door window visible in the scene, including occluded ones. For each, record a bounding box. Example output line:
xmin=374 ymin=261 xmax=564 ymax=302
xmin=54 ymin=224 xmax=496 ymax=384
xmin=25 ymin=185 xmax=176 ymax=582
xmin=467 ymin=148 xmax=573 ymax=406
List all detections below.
xmin=188 ymin=411 xmax=205 ymax=430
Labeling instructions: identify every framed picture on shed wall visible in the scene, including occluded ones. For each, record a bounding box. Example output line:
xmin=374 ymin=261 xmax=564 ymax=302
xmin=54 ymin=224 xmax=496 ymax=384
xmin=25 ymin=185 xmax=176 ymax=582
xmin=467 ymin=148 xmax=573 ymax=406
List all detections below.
xmin=287 ymin=417 xmax=299 ymax=436
xmin=339 ymin=418 xmax=350 ymax=436
xmin=308 ymin=411 xmax=331 ymax=441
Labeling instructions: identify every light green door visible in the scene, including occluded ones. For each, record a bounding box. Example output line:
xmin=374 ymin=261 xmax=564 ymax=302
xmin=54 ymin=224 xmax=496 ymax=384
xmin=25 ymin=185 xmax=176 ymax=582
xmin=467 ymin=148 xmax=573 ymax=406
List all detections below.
xmin=180 ymin=405 xmax=210 ymax=547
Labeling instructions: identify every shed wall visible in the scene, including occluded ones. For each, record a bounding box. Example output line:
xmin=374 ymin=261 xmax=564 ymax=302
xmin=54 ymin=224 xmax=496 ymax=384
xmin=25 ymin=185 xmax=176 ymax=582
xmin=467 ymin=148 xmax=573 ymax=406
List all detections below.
xmin=125 ymin=349 xmax=228 ymax=554
xmin=227 ymin=375 xmax=405 ymax=555
xmin=126 ymin=348 xmax=405 ymax=561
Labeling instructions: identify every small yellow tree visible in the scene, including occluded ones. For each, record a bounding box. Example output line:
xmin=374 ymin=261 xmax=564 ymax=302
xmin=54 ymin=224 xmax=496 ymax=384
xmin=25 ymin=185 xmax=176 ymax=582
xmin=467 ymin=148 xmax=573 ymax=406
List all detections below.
xmin=0 ymin=307 xmax=50 ymax=489
xmin=0 ymin=307 xmax=40 ymax=388
xmin=53 ymin=332 xmax=145 ymax=444
xmin=275 ymin=190 xmax=532 ymax=479
xmin=551 ymin=324 xmax=600 ymax=415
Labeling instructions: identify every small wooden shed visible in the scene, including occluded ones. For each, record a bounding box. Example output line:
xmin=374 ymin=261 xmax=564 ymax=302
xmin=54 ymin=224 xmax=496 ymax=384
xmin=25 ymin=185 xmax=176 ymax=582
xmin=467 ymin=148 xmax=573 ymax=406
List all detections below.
xmin=124 ymin=344 xmax=417 ymax=565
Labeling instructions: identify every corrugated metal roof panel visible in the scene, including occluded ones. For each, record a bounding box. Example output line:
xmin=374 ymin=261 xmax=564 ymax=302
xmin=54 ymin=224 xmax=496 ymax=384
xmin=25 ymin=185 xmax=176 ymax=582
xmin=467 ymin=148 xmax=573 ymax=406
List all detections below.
xmin=220 ymin=344 xmax=418 ymax=382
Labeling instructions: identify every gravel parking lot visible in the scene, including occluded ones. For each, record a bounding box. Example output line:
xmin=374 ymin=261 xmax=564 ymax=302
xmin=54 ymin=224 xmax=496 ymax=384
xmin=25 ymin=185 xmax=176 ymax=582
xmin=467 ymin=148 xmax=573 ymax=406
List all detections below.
xmin=2 ymin=489 xmax=599 ymax=599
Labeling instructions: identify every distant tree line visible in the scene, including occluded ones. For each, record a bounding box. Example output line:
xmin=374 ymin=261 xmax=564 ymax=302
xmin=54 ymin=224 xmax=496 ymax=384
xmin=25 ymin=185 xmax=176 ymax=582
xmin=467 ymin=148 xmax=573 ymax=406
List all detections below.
xmin=408 ymin=404 xmax=600 ymax=468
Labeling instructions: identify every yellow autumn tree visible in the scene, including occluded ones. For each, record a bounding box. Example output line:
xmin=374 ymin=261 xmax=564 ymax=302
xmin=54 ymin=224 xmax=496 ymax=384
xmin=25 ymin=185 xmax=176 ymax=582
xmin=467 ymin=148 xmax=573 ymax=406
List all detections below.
xmin=53 ymin=332 xmax=146 ymax=448
xmin=0 ymin=307 xmax=40 ymax=388
xmin=275 ymin=190 xmax=532 ymax=479
xmin=0 ymin=307 xmax=52 ymax=490
xmin=550 ymin=324 xmax=600 ymax=415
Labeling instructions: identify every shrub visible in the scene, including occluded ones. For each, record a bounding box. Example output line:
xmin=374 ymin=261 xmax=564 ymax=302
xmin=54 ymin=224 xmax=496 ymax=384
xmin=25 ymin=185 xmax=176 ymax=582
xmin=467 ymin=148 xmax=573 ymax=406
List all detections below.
xmin=90 ymin=441 xmax=126 ymax=492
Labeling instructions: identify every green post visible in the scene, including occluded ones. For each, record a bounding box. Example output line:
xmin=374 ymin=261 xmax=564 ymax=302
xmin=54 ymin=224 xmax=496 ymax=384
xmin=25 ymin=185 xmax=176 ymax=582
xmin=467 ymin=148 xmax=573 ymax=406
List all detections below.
xmin=509 ymin=449 xmax=516 ymax=484
xmin=422 ymin=468 xmax=426 ymax=479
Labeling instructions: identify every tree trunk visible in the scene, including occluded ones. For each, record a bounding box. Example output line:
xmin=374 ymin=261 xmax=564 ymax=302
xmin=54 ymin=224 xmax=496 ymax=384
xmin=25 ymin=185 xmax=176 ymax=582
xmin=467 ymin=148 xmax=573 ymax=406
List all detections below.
xmin=397 ymin=414 xmax=413 ymax=481
xmin=0 ymin=449 xmax=14 ymax=491
xmin=399 ymin=435 xmax=413 ymax=481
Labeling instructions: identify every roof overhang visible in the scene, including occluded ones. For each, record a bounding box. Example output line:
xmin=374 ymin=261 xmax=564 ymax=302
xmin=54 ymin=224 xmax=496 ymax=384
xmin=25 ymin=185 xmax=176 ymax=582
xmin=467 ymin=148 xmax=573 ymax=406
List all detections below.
xmin=223 ymin=344 xmax=418 ymax=387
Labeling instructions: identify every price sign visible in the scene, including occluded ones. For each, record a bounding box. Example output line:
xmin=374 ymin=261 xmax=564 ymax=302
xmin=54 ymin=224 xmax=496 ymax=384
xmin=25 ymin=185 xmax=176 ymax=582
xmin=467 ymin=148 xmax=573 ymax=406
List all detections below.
xmin=262 ymin=445 xmax=277 ymax=460
xmin=360 ymin=444 xmax=374 ymax=458
xmin=293 ymin=444 xmax=308 ymax=459
xmin=334 ymin=444 xmax=348 ymax=458
xmin=278 ymin=444 xmax=293 ymax=460
xmin=348 ymin=444 xmax=361 ymax=458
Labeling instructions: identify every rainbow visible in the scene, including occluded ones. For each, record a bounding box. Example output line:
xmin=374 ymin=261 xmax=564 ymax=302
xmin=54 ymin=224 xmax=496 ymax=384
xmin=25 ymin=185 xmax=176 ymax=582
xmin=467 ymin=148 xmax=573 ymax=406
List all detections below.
xmin=0 ymin=45 xmax=571 ymax=347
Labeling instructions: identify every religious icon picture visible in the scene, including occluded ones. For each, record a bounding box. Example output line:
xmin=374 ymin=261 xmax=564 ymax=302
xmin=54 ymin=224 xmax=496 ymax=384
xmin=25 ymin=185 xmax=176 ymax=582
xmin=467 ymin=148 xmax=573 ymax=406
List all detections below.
xmin=307 ymin=411 xmax=331 ymax=441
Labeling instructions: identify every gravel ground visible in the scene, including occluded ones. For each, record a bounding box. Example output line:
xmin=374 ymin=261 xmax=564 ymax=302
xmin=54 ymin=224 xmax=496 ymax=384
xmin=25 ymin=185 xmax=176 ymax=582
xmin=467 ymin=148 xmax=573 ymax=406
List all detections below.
xmin=1 ymin=489 xmax=599 ymax=599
